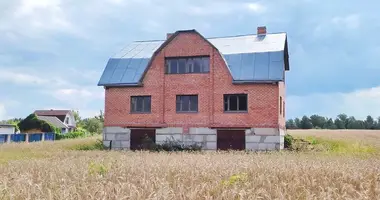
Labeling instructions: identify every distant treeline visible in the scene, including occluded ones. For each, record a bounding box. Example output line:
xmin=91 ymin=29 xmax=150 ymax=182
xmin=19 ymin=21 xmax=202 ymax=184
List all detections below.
xmin=286 ymin=114 xmax=380 ymax=130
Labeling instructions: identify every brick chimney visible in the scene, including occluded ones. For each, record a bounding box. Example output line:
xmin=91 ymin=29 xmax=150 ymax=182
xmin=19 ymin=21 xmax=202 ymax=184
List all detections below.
xmin=257 ymin=26 xmax=267 ymax=35
xmin=166 ymin=33 xmax=173 ymax=39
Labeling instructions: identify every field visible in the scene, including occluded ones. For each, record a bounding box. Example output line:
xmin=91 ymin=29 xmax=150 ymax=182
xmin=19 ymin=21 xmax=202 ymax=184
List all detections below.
xmin=1 ymin=131 xmax=380 ymax=199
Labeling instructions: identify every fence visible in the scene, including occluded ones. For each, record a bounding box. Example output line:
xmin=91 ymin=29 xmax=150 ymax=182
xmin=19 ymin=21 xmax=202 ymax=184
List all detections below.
xmin=0 ymin=132 xmax=55 ymax=144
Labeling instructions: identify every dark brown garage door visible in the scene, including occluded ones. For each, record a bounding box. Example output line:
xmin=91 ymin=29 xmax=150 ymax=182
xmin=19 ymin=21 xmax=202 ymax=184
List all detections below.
xmin=130 ymin=129 xmax=156 ymax=150
xmin=217 ymin=130 xmax=245 ymax=150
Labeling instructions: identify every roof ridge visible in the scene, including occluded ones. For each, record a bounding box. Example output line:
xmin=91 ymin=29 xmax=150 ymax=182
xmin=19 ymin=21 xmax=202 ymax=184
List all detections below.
xmin=132 ymin=32 xmax=287 ymax=42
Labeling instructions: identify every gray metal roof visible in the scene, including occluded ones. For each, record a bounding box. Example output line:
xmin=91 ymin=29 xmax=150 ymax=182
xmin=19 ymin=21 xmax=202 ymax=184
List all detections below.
xmin=37 ymin=116 xmax=68 ymax=129
xmin=98 ymin=32 xmax=288 ymax=86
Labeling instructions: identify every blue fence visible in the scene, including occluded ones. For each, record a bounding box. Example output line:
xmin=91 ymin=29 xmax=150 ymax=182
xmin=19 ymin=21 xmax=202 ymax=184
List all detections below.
xmin=45 ymin=133 xmax=55 ymax=141
xmin=11 ymin=134 xmax=26 ymax=142
xmin=0 ymin=133 xmax=56 ymax=144
xmin=0 ymin=135 xmax=7 ymax=144
xmin=29 ymin=133 xmax=42 ymax=142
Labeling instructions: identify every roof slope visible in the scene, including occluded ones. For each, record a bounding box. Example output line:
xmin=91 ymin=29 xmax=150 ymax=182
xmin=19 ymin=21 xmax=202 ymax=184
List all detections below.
xmin=36 ymin=116 xmax=68 ymax=129
xmin=98 ymin=30 xmax=288 ymax=86
xmin=34 ymin=110 xmax=71 ymax=116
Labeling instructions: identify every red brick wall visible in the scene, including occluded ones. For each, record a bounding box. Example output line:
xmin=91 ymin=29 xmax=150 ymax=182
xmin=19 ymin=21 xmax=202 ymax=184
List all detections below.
xmin=104 ymin=32 xmax=282 ymax=129
xmin=278 ymin=81 xmax=286 ymax=129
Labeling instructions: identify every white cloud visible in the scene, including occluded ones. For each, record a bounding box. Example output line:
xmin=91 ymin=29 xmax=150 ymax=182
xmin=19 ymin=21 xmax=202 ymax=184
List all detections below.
xmin=0 ymin=69 xmax=69 ymax=87
xmin=184 ymin=1 xmax=266 ymax=16
xmin=314 ymin=14 xmax=361 ymax=38
xmin=246 ymin=3 xmax=266 ymax=13
xmin=331 ymin=14 xmax=360 ymax=29
xmin=288 ymin=86 xmax=380 ymax=119
xmin=0 ymin=0 xmax=83 ymax=44
xmin=50 ymin=87 xmax=104 ymax=108
xmin=0 ymin=104 xmax=6 ymax=120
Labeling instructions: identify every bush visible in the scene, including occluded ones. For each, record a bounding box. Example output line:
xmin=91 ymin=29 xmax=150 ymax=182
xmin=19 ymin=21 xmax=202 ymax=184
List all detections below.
xmin=56 ymin=130 xmax=87 ymax=140
xmin=18 ymin=114 xmax=58 ymax=133
xmin=74 ymin=139 xmax=105 ymax=151
xmin=284 ymin=134 xmax=294 ymax=149
xmin=136 ymin=136 xmax=203 ymax=152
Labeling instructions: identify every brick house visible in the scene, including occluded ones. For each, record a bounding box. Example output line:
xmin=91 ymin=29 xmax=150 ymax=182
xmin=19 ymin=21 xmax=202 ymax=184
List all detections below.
xmin=98 ymin=26 xmax=290 ymax=151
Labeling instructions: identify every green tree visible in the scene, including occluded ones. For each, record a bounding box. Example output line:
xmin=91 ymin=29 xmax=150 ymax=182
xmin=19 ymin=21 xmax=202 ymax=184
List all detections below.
xmin=323 ymin=118 xmax=337 ymax=129
xmin=82 ymin=118 xmax=103 ymax=134
xmin=95 ymin=110 xmax=104 ymax=123
xmin=364 ymin=115 xmax=375 ymax=129
xmin=286 ymin=119 xmax=297 ymax=129
xmin=300 ymin=116 xmax=313 ymax=129
xmin=294 ymin=118 xmax=301 ymax=129
xmin=310 ymin=115 xmax=327 ymax=129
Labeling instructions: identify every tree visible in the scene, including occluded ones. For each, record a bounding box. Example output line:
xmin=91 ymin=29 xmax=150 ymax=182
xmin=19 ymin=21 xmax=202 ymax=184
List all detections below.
xmin=286 ymin=119 xmax=297 ymax=129
xmin=300 ymin=116 xmax=313 ymax=129
xmin=364 ymin=115 xmax=375 ymax=129
xmin=310 ymin=115 xmax=327 ymax=129
xmin=95 ymin=110 xmax=104 ymax=123
xmin=323 ymin=118 xmax=337 ymax=129
xmin=72 ymin=110 xmax=82 ymax=125
xmin=294 ymin=118 xmax=301 ymax=129
xmin=82 ymin=118 xmax=103 ymax=134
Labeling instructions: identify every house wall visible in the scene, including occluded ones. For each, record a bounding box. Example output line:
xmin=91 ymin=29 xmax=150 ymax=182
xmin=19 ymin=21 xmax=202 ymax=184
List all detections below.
xmin=278 ymin=81 xmax=286 ymax=129
xmin=103 ymin=32 xmax=284 ymax=150
xmin=64 ymin=113 xmax=76 ymax=128
xmin=0 ymin=126 xmax=15 ymax=135
xmin=105 ymin=32 xmax=281 ymax=129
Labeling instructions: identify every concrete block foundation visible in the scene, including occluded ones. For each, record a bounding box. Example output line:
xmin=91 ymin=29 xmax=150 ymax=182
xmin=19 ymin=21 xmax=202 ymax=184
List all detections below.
xmin=103 ymin=126 xmax=285 ymax=151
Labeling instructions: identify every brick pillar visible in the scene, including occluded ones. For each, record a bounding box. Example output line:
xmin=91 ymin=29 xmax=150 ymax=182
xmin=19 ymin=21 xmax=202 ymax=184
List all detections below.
xmin=25 ymin=134 xmax=29 ymax=143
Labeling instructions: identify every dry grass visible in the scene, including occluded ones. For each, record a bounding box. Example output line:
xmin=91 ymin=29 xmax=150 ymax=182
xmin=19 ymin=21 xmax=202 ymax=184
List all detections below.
xmin=0 ymin=132 xmax=379 ymax=199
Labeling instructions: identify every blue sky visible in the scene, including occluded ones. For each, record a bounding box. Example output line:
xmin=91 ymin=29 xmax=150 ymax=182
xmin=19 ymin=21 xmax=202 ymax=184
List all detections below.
xmin=0 ymin=0 xmax=379 ymax=120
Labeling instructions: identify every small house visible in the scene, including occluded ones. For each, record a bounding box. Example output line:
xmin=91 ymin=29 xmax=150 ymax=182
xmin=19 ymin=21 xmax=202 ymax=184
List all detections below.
xmin=34 ymin=110 xmax=76 ymax=133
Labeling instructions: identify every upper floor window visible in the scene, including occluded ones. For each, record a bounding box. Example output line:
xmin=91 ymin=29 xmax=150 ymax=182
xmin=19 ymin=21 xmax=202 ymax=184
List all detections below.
xmin=165 ymin=56 xmax=210 ymax=74
xmin=224 ymin=94 xmax=248 ymax=112
xmin=131 ymin=96 xmax=151 ymax=113
xmin=176 ymin=95 xmax=198 ymax=112
xmin=65 ymin=117 xmax=69 ymax=124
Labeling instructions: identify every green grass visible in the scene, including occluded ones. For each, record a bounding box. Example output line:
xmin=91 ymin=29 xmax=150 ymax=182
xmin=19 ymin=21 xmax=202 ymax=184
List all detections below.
xmin=299 ymin=135 xmax=378 ymax=154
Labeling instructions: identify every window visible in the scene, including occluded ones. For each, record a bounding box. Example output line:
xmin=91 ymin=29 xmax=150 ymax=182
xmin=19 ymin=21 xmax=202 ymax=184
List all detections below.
xmin=165 ymin=56 xmax=210 ymax=74
xmin=224 ymin=94 xmax=248 ymax=112
xmin=280 ymin=96 xmax=282 ymax=115
xmin=131 ymin=96 xmax=151 ymax=113
xmin=176 ymin=95 xmax=198 ymax=112
xmin=65 ymin=117 xmax=69 ymax=124
xmin=283 ymin=101 xmax=285 ymax=117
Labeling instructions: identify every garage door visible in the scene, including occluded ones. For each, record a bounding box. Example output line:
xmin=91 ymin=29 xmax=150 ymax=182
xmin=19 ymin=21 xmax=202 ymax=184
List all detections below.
xmin=217 ymin=130 xmax=245 ymax=150
xmin=130 ymin=129 xmax=156 ymax=150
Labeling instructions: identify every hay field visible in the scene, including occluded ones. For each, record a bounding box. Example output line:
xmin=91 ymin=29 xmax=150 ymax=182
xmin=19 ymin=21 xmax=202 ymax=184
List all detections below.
xmin=0 ymin=132 xmax=380 ymax=200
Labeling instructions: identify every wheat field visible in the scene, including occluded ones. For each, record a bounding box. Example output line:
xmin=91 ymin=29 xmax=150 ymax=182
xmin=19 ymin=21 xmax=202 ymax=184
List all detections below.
xmin=0 ymin=131 xmax=380 ymax=200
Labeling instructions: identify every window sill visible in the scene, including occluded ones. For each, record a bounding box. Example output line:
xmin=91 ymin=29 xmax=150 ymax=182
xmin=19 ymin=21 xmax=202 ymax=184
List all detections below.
xmin=130 ymin=112 xmax=151 ymax=114
xmin=176 ymin=111 xmax=198 ymax=114
xmin=165 ymin=72 xmax=209 ymax=75
xmin=224 ymin=111 xmax=248 ymax=113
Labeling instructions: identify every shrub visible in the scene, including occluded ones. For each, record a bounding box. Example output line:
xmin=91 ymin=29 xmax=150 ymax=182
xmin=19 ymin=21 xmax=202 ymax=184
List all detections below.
xmin=284 ymin=134 xmax=294 ymax=149
xmin=137 ymin=136 xmax=203 ymax=152
xmin=73 ymin=139 xmax=105 ymax=151
xmin=56 ymin=130 xmax=87 ymax=140
xmin=18 ymin=114 xmax=58 ymax=133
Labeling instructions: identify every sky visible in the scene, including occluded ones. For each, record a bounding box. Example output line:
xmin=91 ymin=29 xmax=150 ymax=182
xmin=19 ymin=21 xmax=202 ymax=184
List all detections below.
xmin=0 ymin=0 xmax=379 ymax=120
